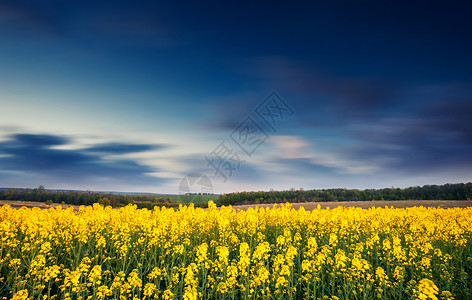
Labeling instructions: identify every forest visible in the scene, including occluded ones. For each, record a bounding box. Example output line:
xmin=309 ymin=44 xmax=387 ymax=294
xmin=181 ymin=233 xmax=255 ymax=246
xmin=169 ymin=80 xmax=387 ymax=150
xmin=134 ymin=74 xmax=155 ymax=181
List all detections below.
xmin=217 ymin=183 xmax=472 ymax=206
xmin=1 ymin=182 xmax=471 ymax=208
xmin=0 ymin=186 xmax=180 ymax=209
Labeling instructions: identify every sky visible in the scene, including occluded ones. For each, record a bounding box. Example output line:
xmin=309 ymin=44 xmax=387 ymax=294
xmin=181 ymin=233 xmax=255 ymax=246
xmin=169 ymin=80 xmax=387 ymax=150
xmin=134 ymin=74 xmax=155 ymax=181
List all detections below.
xmin=0 ymin=0 xmax=471 ymax=194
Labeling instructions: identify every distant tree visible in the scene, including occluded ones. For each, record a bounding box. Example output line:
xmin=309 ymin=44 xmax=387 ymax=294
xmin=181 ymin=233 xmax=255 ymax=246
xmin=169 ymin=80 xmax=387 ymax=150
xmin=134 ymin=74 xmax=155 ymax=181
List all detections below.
xmin=99 ymin=197 xmax=111 ymax=207
xmin=33 ymin=185 xmax=46 ymax=202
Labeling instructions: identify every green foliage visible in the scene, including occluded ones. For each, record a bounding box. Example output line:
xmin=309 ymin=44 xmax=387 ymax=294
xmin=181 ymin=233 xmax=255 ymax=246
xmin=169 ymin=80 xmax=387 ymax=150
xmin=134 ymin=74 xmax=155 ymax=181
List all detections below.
xmin=0 ymin=187 xmax=182 ymax=208
xmin=217 ymin=183 xmax=472 ymax=206
xmin=175 ymin=194 xmax=220 ymax=205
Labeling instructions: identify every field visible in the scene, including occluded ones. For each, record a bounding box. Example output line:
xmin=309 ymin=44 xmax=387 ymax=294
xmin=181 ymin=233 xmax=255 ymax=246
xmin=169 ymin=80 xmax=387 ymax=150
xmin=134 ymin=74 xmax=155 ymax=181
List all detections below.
xmin=232 ymin=200 xmax=472 ymax=210
xmin=170 ymin=194 xmax=220 ymax=205
xmin=1 ymin=202 xmax=471 ymax=300
xmin=0 ymin=200 xmax=80 ymax=210
xmin=1 ymin=199 xmax=471 ymax=211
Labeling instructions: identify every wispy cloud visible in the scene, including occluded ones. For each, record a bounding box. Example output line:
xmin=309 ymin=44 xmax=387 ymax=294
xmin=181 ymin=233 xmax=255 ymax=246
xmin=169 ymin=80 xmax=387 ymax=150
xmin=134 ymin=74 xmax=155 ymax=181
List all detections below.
xmin=0 ymin=133 xmax=167 ymax=188
xmin=267 ymin=135 xmax=379 ymax=175
xmin=336 ymin=98 xmax=472 ymax=174
xmin=84 ymin=142 xmax=165 ymax=155
xmin=270 ymin=136 xmax=311 ymax=160
xmin=245 ymin=56 xmax=399 ymax=114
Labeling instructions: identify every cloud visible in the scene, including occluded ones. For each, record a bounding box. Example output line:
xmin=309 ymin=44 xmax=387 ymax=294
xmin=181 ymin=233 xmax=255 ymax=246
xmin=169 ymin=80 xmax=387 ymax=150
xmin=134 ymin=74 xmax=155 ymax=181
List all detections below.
xmin=246 ymin=56 xmax=399 ymax=115
xmin=269 ymin=136 xmax=311 ymax=159
xmin=84 ymin=142 xmax=165 ymax=155
xmin=423 ymin=99 xmax=472 ymax=144
xmin=267 ymin=135 xmax=379 ymax=175
xmin=13 ymin=134 xmax=68 ymax=147
xmin=341 ymin=98 xmax=472 ymax=174
xmin=272 ymin=157 xmax=339 ymax=176
xmin=243 ymin=57 xmax=472 ymax=178
xmin=195 ymin=93 xmax=261 ymax=131
xmin=0 ymin=133 xmax=167 ymax=187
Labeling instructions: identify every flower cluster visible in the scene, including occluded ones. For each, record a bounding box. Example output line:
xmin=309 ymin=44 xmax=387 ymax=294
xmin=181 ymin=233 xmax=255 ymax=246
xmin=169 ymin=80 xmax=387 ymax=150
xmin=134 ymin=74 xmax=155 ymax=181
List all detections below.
xmin=1 ymin=202 xmax=471 ymax=299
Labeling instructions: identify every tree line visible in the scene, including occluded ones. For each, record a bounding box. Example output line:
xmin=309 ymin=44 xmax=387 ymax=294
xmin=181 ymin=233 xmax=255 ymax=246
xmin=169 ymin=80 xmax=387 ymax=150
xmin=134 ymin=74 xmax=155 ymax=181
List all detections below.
xmin=2 ymin=183 xmax=471 ymax=208
xmin=0 ymin=186 xmax=180 ymax=209
xmin=217 ymin=183 xmax=472 ymax=206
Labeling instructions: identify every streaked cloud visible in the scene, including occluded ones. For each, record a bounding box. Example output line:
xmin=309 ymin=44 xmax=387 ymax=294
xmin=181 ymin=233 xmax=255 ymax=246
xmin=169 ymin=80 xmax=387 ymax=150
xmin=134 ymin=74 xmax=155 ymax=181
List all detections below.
xmin=0 ymin=1 xmax=471 ymax=193
xmin=0 ymin=133 xmax=167 ymax=189
xmin=84 ymin=143 xmax=165 ymax=155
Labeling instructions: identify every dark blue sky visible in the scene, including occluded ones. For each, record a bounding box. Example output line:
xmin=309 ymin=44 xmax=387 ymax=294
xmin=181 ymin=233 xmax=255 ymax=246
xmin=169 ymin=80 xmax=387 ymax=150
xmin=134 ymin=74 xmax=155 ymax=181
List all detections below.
xmin=1 ymin=0 xmax=471 ymax=193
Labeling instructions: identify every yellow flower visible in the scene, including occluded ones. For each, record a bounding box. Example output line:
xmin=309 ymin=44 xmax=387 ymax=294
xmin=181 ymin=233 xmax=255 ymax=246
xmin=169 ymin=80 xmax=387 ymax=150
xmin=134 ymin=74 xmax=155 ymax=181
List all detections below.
xmin=88 ymin=265 xmax=102 ymax=286
xmin=96 ymin=286 xmax=111 ymax=300
xmin=1 ymin=200 xmax=471 ymax=299
xmin=217 ymin=282 xmax=227 ymax=293
xmin=12 ymin=289 xmax=28 ymax=300
xmin=9 ymin=258 xmax=21 ymax=269
xmin=43 ymin=265 xmax=61 ymax=282
xmin=147 ymin=267 xmax=162 ymax=280
xmin=417 ymin=278 xmax=439 ymax=300
xmin=127 ymin=269 xmax=142 ymax=290
xmin=440 ymin=290 xmax=454 ymax=300
xmin=196 ymin=243 xmax=209 ymax=266
xmin=143 ymin=283 xmax=157 ymax=298
xmin=162 ymin=289 xmax=174 ymax=300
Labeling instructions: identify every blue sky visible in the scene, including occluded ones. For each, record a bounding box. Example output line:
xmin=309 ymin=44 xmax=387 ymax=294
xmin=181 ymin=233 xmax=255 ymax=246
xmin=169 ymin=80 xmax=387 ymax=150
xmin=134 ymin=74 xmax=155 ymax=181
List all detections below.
xmin=1 ymin=0 xmax=471 ymax=194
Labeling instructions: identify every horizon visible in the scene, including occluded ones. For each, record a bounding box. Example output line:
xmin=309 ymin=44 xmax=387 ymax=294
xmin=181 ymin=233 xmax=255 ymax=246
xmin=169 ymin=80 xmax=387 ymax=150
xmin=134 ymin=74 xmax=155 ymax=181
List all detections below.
xmin=1 ymin=181 xmax=472 ymax=196
xmin=1 ymin=1 xmax=471 ymax=194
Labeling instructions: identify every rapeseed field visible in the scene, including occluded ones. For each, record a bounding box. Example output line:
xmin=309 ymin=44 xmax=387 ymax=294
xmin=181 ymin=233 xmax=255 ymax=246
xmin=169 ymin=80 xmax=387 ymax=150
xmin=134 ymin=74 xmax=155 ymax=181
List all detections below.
xmin=0 ymin=202 xmax=471 ymax=299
